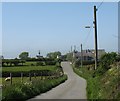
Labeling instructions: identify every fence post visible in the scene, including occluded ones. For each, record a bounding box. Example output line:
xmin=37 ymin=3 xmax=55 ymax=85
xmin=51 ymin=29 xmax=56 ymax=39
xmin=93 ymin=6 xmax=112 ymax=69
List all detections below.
xmin=41 ymin=72 xmax=42 ymax=80
xmin=21 ymin=73 xmax=23 ymax=83
xmin=48 ymin=72 xmax=50 ymax=79
xmin=34 ymin=73 xmax=36 ymax=78
xmin=10 ymin=73 xmax=12 ymax=85
xmin=29 ymin=73 xmax=31 ymax=81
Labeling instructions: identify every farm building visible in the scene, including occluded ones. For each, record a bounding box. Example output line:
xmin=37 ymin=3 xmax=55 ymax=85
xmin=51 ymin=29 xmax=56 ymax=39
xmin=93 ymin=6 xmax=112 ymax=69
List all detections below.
xmin=72 ymin=49 xmax=105 ymax=61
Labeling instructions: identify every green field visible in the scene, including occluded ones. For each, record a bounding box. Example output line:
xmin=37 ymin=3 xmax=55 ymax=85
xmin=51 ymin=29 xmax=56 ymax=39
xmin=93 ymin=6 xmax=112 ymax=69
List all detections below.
xmin=1 ymin=63 xmax=66 ymax=101
xmin=1 ymin=76 xmax=53 ymax=85
xmin=2 ymin=64 xmax=63 ymax=82
xmin=2 ymin=65 xmax=61 ymax=84
xmin=2 ymin=65 xmax=57 ymax=72
xmin=25 ymin=61 xmax=36 ymax=66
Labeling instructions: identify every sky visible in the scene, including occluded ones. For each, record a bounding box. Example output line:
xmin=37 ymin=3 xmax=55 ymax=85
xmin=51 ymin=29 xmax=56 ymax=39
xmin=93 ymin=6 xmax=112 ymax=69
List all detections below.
xmin=1 ymin=0 xmax=120 ymax=2
xmin=118 ymin=2 xmax=120 ymax=53
xmin=0 ymin=3 xmax=2 ymax=56
xmin=2 ymin=2 xmax=118 ymax=58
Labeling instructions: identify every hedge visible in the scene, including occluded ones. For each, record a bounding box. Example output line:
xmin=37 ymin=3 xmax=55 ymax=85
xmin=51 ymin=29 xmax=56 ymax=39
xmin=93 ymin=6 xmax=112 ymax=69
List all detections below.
xmin=2 ymin=70 xmax=55 ymax=77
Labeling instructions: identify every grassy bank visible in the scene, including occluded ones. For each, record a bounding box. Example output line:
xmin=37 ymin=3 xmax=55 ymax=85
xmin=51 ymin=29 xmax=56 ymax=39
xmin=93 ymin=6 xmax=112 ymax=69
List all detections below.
xmin=73 ymin=65 xmax=120 ymax=100
xmin=2 ymin=75 xmax=67 ymax=101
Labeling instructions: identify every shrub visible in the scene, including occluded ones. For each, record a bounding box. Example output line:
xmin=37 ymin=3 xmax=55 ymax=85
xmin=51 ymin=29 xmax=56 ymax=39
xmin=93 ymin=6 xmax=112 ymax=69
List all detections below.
xmin=45 ymin=61 xmax=56 ymax=65
xmin=2 ymin=84 xmax=26 ymax=101
xmin=2 ymin=59 xmax=26 ymax=67
xmin=94 ymin=52 xmax=118 ymax=76
xmin=73 ymin=59 xmax=95 ymax=67
xmin=55 ymin=62 xmax=61 ymax=67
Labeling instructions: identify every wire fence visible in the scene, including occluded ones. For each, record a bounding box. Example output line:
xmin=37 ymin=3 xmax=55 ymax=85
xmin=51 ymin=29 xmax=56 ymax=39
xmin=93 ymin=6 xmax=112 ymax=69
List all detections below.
xmin=2 ymin=70 xmax=64 ymax=86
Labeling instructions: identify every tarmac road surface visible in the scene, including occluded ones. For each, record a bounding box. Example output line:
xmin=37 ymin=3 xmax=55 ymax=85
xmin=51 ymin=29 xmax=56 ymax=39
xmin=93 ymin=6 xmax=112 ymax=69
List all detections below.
xmin=28 ymin=62 xmax=87 ymax=100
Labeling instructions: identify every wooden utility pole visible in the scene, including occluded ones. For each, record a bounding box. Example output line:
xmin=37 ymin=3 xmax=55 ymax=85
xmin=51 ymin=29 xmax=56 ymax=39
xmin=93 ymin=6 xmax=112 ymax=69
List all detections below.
xmin=29 ymin=73 xmax=31 ymax=81
xmin=74 ymin=45 xmax=76 ymax=52
xmin=10 ymin=73 xmax=12 ymax=85
xmin=94 ymin=6 xmax=98 ymax=70
xmin=71 ymin=46 xmax=72 ymax=52
xmin=21 ymin=72 xmax=23 ymax=83
xmin=81 ymin=44 xmax=83 ymax=67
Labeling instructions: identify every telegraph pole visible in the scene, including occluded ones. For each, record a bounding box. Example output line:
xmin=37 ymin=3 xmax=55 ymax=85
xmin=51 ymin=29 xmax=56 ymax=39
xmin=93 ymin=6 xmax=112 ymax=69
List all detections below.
xmin=74 ymin=45 xmax=76 ymax=52
xmin=38 ymin=50 xmax=40 ymax=56
xmin=94 ymin=5 xmax=98 ymax=70
xmin=81 ymin=44 xmax=83 ymax=67
xmin=71 ymin=46 xmax=72 ymax=52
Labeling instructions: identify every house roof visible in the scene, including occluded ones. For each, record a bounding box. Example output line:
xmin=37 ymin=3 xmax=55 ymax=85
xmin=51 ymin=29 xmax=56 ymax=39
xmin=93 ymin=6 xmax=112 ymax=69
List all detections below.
xmin=75 ymin=51 xmax=93 ymax=57
xmin=73 ymin=49 xmax=105 ymax=57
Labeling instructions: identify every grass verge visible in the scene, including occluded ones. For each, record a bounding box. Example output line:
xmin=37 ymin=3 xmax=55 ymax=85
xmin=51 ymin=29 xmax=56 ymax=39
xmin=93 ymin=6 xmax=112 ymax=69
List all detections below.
xmin=2 ymin=75 xmax=67 ymax=101
xmin=73 ymin=66 xmax=120 ymax=100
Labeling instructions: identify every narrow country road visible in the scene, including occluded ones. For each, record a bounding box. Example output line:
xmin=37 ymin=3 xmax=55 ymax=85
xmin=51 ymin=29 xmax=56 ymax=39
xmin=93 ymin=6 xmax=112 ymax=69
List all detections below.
xmin=28 ymin=62 xmax=87 ymax=100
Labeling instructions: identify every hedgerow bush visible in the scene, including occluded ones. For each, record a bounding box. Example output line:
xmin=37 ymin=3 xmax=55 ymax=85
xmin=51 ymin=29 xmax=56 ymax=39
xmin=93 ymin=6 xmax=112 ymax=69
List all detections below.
xmin=2 ymin=84 xmax=26 ymax=100
xmin=45 ymin=61 xmax=56 ymax=65
xmin=2 ymin=59 xmax=26 ymax=67
xmin=73 ymin=59 xmax=95 ymax=67
xmin=93 ymin=52 xmax=118 ymax=77
xmin=2 ymin=70 xmax=52 ymax=77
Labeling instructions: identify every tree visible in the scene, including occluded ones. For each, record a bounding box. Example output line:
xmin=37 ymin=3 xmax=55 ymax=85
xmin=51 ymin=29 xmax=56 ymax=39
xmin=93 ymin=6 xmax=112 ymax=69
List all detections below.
xmin=100 ymin=52 xmax=117 ymax=68
xmin=94 ymin=52 xmax=118 ymax=76
xmin=116 ymin=53 xmax=120 ymax=62
xmin=19 ymin=52 xmax=29 ymax=60
xmin=47 ymin=51 xmax=61 ymax=59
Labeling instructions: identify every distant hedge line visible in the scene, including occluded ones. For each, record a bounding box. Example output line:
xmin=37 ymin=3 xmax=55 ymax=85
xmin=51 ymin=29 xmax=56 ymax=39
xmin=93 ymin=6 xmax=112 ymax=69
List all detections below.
xmin=26 ymin=58 xmax=55 ymax=61
xmin=2 ymin=70 xmax=58 ymax=77
xmin=2 ymin=58 xmax=58 ymax=67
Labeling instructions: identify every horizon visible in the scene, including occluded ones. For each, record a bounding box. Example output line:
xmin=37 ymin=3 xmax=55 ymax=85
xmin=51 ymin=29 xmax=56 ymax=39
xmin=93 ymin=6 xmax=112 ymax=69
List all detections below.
xmin=1 ymin=48 xmax=117 ymax=59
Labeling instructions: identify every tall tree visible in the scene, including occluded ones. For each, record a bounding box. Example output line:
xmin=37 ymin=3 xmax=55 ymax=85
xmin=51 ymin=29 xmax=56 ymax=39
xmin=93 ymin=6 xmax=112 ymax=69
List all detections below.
xmin=19 ymin=52 xmax=29 ymax=60
xmin=47 ymin=51 xmax=61 ymax=59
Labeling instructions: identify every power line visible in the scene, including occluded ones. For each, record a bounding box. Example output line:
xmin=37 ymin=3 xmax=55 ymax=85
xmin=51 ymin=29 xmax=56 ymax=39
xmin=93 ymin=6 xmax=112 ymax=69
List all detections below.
xmin=97 ymin=0 xmax=104 ymax=11
xmin=112 ymin=34 xmax=120 ymax=39
xmin=83 ymin=23 xmax=93 ymax=47
xmin=83 ymin=1 xmax=104 ymax=51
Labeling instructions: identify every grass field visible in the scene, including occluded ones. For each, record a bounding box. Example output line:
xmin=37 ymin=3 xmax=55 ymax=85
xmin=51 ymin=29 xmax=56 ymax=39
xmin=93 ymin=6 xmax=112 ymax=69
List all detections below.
xmin=1 ymin=62 xmax=66 ymax=101
xmin=2 ymin=65 xmax=61 ymax=85
xmin=25 ymin=61 xmax=36 ymax=66
xmin=1 ymin=76 xmax=37 ymax=85
xmin=1 ymin=76 xmax=54 ymax=85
